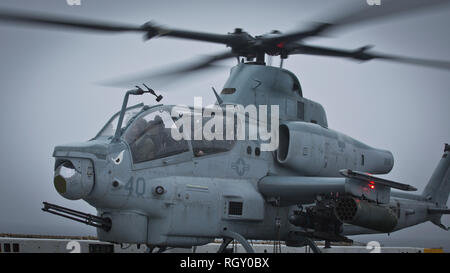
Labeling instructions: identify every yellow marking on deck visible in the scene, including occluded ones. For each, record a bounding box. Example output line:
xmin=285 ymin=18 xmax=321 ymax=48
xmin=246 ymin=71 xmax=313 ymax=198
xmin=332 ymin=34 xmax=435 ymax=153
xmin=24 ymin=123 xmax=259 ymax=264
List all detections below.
xmin=424 ymin=248 xmax=444 ymax=253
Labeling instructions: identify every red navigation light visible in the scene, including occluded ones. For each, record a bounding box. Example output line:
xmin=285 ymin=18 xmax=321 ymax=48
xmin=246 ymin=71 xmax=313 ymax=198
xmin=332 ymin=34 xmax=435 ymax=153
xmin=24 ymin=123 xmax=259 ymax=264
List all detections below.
xmin=276 ymin=42 xmax=285 ymax=48
xmin=369 ymin=181 xmax=375 ymax=189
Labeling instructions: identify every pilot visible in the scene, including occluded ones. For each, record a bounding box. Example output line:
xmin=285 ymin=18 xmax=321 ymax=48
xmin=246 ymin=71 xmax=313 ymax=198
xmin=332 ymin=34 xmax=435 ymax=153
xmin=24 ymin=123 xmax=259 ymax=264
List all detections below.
xmin=194 ymin=148 xmax=205 ymax=157
xmin=146 ymin=116 xmax=164 ymax=156
xmin=125 ymin=118 xmax=147 ymax=145
xmin=125 ymin=118 xmax=156 ymax=162
xmin=133 ymin=133 xmax=156 ymax=162
xmin=136 ymin=115 xmax=167 ymax=162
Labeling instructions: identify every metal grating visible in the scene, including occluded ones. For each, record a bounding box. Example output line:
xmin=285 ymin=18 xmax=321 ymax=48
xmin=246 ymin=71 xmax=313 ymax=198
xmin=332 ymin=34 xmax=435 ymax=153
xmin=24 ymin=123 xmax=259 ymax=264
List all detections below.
xmin=228 ymin=201 xmax=243 ymax=216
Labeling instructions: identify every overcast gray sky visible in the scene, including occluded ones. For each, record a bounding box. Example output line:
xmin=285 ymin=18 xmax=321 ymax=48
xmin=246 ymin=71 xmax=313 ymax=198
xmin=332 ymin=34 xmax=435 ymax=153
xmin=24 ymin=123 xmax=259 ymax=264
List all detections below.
xmin=0 ymin=0 xmax=449 ymax=250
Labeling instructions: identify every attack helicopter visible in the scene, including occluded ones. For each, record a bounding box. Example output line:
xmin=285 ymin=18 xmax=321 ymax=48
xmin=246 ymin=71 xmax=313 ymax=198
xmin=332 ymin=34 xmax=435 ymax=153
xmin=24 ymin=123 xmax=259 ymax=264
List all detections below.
xmin=1 ymin=0 xmax=450 ymax=253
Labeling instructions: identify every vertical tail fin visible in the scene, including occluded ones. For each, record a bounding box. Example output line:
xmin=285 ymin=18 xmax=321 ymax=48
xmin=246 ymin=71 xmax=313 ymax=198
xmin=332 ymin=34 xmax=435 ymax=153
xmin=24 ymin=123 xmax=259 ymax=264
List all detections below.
xmin=422 ymin=144 xmax=450 ymax=207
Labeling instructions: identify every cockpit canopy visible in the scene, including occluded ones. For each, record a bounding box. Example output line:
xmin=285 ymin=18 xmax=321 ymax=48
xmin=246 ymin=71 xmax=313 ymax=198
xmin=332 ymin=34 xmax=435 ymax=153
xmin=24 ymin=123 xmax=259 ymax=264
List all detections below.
xmin=96 ymin=104 xmax=145 ymax=139
xmin=124 ymin=109 xmax=190 ymax=163
xmin=96 ymin=104 xmax=236 ymax=164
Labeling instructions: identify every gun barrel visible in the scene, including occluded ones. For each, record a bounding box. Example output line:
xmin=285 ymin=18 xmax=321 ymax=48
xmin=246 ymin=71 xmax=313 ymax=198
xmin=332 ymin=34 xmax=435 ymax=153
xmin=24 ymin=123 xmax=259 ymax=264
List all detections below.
xmin=42 ymin=202 xmax=111 ymax=231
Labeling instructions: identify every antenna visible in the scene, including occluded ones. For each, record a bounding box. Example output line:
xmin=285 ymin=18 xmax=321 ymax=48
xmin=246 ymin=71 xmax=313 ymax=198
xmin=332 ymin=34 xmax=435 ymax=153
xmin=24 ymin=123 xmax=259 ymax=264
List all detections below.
xmin=142 ymin=83 xmax=163 ymax=102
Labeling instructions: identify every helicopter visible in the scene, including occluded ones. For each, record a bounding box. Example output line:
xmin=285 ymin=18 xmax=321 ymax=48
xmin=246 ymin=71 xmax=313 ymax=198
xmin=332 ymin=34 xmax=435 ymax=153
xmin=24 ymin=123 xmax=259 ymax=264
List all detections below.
xmin=1 ymin=0 xmax=450 ymax=253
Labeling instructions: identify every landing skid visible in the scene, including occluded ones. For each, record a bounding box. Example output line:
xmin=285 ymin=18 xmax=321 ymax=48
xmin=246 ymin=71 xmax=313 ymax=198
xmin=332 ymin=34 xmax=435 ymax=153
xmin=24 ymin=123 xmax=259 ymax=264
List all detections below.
xmin=146 ymin=244 xmax=167 ymax=253
xmin=217 ymin=229 xmax=255 ymax=253
xmin=304 ymin=238 xmax=321 ymax=253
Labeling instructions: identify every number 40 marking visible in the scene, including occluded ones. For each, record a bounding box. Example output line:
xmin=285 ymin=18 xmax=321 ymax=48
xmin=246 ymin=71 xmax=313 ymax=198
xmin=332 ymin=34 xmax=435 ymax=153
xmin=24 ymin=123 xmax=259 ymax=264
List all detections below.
xmin=125 ymin=177 xmax=146 ymax=197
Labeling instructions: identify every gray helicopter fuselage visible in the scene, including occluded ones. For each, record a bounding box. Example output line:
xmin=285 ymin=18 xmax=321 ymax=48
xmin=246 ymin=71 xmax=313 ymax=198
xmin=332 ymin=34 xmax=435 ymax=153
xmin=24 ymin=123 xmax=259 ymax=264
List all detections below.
xmin=51 ymin=63 xmax=442 ymax=247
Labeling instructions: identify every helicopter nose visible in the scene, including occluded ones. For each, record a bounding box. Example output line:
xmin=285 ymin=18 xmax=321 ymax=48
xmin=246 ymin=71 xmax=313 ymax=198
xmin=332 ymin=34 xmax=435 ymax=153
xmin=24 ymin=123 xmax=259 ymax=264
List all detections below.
xmin=54 ymin=159 xmax=94 ymax=200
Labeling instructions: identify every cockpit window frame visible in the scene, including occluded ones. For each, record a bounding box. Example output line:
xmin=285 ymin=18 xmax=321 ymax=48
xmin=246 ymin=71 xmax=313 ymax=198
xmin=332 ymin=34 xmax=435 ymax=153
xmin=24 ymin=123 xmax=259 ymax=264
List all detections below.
xmin=123 ymin=106 xmax=193 ymax=170
xmin=124 ymin=105 xmax=241 ymax=169
xmin=190 ymin=114 xmax=237 ymax=158
xmin=94 ymin=103 xmax=146 ymax=141
xmin=119 ymin=104 xmax=163 ymax=137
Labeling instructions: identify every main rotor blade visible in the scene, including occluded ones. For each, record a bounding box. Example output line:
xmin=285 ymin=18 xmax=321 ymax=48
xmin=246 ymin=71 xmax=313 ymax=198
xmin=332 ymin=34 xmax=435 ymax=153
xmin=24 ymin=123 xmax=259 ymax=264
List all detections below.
xmin=0 ymin=9 xmax=241 ymax=46
xmin=264 ymin=0 xmax=450 ymax=45
xmin=0 ymin=9 xmax=144 ymax=32
xmin=332 ymin=0 xmax=450 ymax=28
xmin=289 ymin=44 xmax=450 ymax=70
xmin=144 ymin=26 xmax=242 ymax=46
xmin=102 ymin=50 xmax=236 ymax=88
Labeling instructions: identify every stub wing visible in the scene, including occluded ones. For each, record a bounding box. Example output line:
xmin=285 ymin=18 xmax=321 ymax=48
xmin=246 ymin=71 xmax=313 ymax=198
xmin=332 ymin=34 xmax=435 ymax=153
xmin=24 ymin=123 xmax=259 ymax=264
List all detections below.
xmin=259 ymin=170 xmax=417 ymax=206
xmin=339 ymin=169 xmax=417 ymax=192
